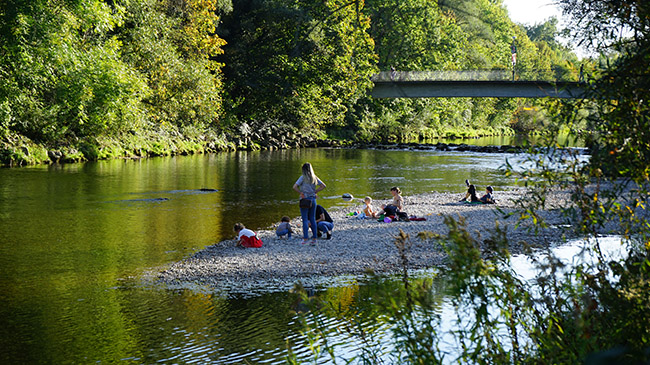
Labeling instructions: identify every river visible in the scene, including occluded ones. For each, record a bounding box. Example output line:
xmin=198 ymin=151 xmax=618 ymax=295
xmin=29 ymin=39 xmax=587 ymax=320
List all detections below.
xmin=0 ymin=140 xmax=579 ymax=363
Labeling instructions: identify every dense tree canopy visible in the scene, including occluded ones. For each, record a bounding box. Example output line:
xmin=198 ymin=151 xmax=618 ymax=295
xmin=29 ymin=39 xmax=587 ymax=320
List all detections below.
xmin=0 ymin=0 xmax=227 ymax=146
xmin=347 ymin=0 xmax=543 ymax=142
xmin=217 ymin=0 xmax=377 ymax=130
xmin=1 ymin=0 xmax=586 ymax=163
xmin=560 ymin=0 xmax=650 ymax=178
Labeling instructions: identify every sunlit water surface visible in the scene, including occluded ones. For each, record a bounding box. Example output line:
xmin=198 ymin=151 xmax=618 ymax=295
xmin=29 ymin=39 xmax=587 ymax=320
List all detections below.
xmin=1 ymin=144 xmax=595 ymax=363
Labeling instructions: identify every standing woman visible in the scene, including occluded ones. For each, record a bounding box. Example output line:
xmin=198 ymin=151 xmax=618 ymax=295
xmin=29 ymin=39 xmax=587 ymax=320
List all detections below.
xmin=293 ymin=162 xmax=326 ymax=244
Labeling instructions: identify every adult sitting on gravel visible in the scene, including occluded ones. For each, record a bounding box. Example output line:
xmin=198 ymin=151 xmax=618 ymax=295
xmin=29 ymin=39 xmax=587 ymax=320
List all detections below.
xmin=315 ymin=205 xmax=334 ymax=239
xmin=460 ymin=179 xmax=480 ymax=203
xmin=293 ymin=162 xmax=326 ymax=245
xmin=480 ymin=186 xmax=496 ymax=204
xmin=377 ymin=186 xmax=404 ymax=216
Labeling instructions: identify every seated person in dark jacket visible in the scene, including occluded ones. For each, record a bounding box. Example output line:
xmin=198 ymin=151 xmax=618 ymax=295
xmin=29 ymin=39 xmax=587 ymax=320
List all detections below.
xmin=315 ymin=205 xmax=334 ymax=239
xmin=460 ymin=179 xmax=480 ymax=203
xmin=480 ymin=186 xmax=495 ymax=204
xmin=378 ymin=203 xmax=399 ymax=216
xmin=377 ymin=186 xmax=405 ymax=217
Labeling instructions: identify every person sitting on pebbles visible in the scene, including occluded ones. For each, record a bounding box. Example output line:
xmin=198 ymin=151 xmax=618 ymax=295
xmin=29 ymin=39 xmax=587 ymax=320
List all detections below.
xmin=363 ymin=196 xmax=377 ymax=218
xmin=480 ymin=186 xmax=496 ymax=204
xmin=377 ymin=186 xmax=404 ymax=216
xmin=234 ymin=223 xmax=263 ymax=248
xmin=460 ymin=179 xmax=480 ymax=203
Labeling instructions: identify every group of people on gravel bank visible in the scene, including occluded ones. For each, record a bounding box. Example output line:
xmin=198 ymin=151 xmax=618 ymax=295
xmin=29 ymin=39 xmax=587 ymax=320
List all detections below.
xmin=234 ymin=162 xmax=496 ymax=248
xmin=460 ymin=179 xmax=496 ymax=204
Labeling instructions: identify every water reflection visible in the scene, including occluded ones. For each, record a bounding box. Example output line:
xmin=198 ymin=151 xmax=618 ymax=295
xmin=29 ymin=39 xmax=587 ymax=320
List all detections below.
xmin=281 ymin=237 xmax=625 ymax=364
xmin=0 ymin=145 xmax=590 ymax=363
xmin=106 ymin=236 xmax=620 ymax=364
xmin=423 ymin=133 xmax=583 ymax=148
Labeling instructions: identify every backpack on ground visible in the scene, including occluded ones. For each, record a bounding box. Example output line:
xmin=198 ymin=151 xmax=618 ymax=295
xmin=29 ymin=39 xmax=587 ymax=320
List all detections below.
xmin=397 ymin=211 xmax=410 ymax=222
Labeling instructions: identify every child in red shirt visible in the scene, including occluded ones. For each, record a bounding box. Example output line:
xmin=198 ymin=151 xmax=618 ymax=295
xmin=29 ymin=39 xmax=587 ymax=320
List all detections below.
xmin=234 ymin=223 xmax=263 ymax=248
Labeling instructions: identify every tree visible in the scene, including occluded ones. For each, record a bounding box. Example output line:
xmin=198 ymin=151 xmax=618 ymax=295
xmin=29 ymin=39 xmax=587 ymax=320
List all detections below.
xmin=366 ymin=0 xmax=464 ymax=70
xmin=526 ymin=17 xmax=561 ymax=48
xmin=117 ymin=0 xmax=227 ymax=128
xmin=0 ymin=0 xmax=146 ymax=143
xmin=561 ymin=0 xmax=650 ymax=178
xmin=350 ymin=0 xmax=527 ymax=142
xmin=218 ymin=0 xmax=377 ymax=130
xmin=0 ymin=0 xmax=228 ymax=146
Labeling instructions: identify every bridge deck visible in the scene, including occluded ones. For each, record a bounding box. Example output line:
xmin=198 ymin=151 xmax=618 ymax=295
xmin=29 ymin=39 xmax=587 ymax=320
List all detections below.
xmin=371 ymin=80 xmax=585 ymax=98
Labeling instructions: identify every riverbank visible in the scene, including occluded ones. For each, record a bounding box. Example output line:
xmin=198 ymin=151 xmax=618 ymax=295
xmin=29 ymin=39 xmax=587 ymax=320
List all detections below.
xmin=1 ymin=122 xmax=332 ymax=166
xmin=1 ymin=122 xmax=530 ymax=167
xmin=154 ymin=187 xmax=579 ymax=295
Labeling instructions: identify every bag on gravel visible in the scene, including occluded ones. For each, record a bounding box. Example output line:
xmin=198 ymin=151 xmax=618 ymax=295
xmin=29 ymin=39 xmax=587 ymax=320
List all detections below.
xmin=397 ymin=211 xmax=410 ymax=222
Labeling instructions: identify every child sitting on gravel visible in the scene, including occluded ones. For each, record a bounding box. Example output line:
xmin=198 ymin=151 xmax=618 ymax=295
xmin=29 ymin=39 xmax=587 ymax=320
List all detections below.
xmin=234 ymin=223 xmax=263 ymax=248
xmin=363 ymin=196 xmax=377 ymax=218
xmin=275 ymin=216 xmax=294 ymax=239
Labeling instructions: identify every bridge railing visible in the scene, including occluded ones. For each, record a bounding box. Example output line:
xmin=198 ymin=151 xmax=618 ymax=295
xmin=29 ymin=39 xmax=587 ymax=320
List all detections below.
xmin=372 ymin=70 xmax=510 ymax=82
xmin=372 ymin=69 xmax=579 ymax=83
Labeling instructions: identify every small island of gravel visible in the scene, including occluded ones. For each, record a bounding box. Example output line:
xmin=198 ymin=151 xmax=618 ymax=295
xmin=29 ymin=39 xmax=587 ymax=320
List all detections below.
xmin=156 ymin=188 xmax=579 ymax=294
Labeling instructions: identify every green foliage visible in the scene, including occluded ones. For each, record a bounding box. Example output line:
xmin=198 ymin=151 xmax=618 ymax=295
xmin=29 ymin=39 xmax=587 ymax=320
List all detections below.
xmin=0 ymin=0 xmax=586 ymax=163
xmin=446 ymin=0 xmax=650 ymax=358
xmin=0 ymin=0 xmax=143 ymax=143
xmin=218 ymin=0 xmax=377 ymax=130
xmin=0 ymin=0 xmax=227 ymax=151
xmin=560 ymin=0 xmax=650 ymax=179
xmin=343 ymin=0 xmax=572 ymax=143
xmin=366 ymin=0 xmax=465 ymax=70
xmin=290 ymin=232 xmax=447 ymax=364
xmin=0 ymin=133 xmax=50 ymax=166
xmin=526 ymin=17 xmax=562 ymax=48
xmin=118 ymin=0 xmax=227 ymax=128
xmin=0 ymin=0 xmax=589 ymax=166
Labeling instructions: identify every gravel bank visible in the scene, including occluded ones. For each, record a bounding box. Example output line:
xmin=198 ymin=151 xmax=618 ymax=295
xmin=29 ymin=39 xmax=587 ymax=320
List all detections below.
xmin=154 ymin=188 xmax=581 ymax=295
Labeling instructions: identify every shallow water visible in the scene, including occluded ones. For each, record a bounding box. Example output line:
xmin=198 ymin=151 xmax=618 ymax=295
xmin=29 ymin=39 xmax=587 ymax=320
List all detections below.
xmin=0 ymin=144 xmax=584 ymax=363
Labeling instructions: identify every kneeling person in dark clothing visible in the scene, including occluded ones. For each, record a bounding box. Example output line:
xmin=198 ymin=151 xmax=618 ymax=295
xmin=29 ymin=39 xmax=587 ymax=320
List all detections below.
xmin=378 ymin=203 xmax=399 ymax=216
xmin=315 ymin=205 xmax=334 ymax=239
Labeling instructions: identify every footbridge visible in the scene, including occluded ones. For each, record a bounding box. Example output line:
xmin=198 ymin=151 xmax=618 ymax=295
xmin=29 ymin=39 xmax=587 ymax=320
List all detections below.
xmin=371 ymin=71 xmax=586 ymax=99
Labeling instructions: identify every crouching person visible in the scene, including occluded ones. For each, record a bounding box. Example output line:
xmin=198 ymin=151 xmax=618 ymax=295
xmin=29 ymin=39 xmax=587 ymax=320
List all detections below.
xmin=234 ymin=223 xmax=263 ymax=248
xmin=315 ymin=205 xmax=334 ymax=239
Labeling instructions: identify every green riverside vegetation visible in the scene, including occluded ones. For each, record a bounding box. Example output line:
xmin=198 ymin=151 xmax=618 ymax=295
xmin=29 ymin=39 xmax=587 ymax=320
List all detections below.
xmin=288 ymin=0 xmax=650 ymax=363
xmin=1 ymin=0 xmax=583 ymax=166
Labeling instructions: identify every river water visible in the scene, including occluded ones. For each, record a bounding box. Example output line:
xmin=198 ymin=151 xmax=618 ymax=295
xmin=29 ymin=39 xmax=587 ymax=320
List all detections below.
xmin=0 ymin=141 xmax=580 ymax=363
